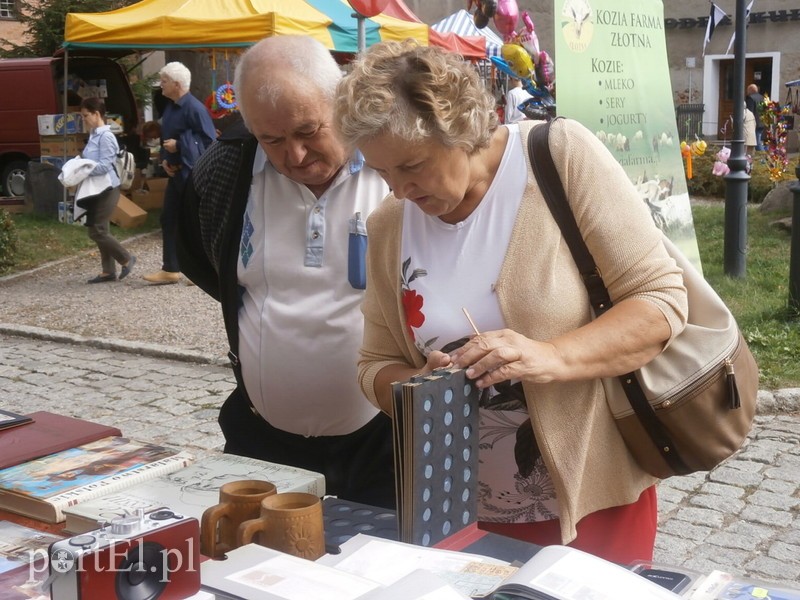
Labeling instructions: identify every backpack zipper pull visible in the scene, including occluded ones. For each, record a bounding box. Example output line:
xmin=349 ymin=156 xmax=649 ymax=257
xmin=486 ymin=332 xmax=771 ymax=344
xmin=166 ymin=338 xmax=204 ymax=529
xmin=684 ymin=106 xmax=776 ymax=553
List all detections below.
xmin=726 ymin=359 xmax=741 ymax=409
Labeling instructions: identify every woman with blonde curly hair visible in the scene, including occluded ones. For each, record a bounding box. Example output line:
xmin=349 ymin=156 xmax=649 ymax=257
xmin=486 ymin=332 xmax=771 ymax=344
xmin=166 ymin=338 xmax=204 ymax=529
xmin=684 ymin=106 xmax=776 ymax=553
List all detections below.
xmin=334 ymin=41 xmax=688 ymax=563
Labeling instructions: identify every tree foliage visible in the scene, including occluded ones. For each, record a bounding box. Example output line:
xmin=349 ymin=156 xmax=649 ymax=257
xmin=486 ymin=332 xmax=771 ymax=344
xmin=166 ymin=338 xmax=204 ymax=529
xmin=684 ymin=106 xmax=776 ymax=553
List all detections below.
xmin=0 ymin=208 xmax=17 ymax=272
xmin=0 ymin=0 xmax=136 ymax=58
xmin=127 ymin=67 xmax=160 ymax=110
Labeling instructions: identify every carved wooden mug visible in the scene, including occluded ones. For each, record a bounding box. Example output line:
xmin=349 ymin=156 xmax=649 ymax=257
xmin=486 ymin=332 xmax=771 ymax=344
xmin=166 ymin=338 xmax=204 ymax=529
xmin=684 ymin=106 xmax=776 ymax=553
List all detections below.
xmin=237 ymin=492 xmax=325 ymax=560
xmin=200 ymin=479 xmax=277 ymax=558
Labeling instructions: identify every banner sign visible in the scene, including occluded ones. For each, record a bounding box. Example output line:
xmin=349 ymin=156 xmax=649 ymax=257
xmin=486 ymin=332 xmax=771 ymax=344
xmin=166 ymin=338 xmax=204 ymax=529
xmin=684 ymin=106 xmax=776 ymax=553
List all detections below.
xmin=554 ymin=0 xmax=702 ymax=268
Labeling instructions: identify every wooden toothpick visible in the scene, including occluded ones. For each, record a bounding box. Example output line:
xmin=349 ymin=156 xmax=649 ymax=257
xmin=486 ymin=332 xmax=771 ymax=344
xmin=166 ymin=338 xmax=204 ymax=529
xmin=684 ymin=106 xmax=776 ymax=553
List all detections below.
xmin=462 ymin=307 xmax=481 ymax=336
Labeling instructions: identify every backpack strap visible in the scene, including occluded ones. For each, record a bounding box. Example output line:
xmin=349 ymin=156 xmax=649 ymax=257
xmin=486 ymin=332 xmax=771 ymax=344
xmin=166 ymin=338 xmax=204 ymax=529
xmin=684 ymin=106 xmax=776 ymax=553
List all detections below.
xmin=526 ymin=119 xmax=689 ymax=474
xmin=98 ymin=130 xmax=122 ymax=177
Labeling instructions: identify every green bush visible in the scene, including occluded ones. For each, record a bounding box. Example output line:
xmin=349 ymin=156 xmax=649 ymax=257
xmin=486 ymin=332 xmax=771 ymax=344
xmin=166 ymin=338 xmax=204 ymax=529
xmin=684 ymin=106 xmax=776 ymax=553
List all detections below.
xmin=0 ymin=208 xmax=18 ymax=271
xmin=686 ymin=149 xmax=783 ymax=203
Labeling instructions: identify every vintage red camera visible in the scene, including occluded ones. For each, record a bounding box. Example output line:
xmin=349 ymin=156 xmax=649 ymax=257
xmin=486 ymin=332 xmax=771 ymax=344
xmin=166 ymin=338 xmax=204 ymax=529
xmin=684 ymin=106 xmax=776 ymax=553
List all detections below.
xmin=48 ymin=509 xmax=200 ymax=600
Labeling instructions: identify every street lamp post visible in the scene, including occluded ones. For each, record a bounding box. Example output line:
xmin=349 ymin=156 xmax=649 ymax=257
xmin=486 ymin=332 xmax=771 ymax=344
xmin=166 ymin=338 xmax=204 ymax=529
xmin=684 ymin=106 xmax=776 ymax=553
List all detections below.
xmin=355 ymin=13 xmax=366 ymax=54
xmin=348 ymin=0 xmax=389 ymax=54
xmin=723 ymin=0 xmax=751 ymax=278
xmin=789 ymin=165 xmax=800 ymax=314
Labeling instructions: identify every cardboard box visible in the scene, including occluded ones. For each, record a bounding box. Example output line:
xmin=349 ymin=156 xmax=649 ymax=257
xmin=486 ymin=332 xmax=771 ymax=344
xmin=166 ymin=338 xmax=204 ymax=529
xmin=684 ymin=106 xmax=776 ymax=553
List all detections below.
xmin=145 ymin=177 xmax=169 ymax=194
xmin=106 ymin=113 xmax=124 ymax=133
xmin=37 ymin=113 xmax=83 ymax=136
xmin=128 ymin=176 xmax=168 ymax=211
xmin=129 ymin=187 xmax=164 ymax=211
xmin=39 ymin=134 xmax=86 ymax=158
xmin=110 ymin=194 xmax=147 ymax=229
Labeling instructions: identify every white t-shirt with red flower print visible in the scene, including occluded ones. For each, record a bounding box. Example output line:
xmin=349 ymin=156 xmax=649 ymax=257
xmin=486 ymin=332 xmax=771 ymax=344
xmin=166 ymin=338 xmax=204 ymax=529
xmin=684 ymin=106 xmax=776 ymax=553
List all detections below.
xmin=399 ymin=125 xmax=560 ymax=524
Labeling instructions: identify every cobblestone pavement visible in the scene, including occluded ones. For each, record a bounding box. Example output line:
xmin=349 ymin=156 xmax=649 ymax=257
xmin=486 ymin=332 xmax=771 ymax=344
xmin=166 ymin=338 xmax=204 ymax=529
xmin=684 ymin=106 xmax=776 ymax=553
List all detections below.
xmin=1 ymin=332 xmax=799 ymax=588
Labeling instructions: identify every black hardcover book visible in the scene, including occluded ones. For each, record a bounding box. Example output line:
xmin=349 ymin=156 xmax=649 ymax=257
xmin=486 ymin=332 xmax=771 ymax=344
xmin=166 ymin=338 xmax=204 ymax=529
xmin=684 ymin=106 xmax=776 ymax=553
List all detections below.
xmin=391 ymin=367 xmax=480 ymax=547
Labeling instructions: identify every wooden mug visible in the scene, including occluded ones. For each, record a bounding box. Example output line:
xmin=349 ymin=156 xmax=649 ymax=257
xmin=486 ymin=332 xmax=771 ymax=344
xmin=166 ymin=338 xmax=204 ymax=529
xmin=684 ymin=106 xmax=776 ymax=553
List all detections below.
xmin=237 ymin=492 xmax=325 ymax=560
xmin=200 ymin=479 xmax=277 ymax=558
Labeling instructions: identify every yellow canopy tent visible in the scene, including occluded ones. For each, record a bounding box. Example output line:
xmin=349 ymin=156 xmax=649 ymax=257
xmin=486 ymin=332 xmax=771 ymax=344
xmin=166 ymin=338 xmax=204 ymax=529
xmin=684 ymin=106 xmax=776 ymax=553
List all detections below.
xmin=63 ymin=0 xmax=429 ymax=51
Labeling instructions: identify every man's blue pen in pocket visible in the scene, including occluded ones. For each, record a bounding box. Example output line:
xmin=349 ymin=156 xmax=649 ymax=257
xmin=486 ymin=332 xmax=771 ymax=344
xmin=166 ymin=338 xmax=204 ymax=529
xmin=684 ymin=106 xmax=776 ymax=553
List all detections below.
xmin=348 ymin=211 xmax=367 ymax=289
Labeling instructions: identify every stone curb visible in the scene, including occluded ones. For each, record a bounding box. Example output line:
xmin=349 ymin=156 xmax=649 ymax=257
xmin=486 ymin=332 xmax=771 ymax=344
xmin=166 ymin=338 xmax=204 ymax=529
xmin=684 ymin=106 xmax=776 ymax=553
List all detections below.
xmin=0 ymin=323 xmax=230 ymax=367
xmin=757 ymin=388 xmax=800 ymax=414
xmin=2 ymin=322 xmax=799 ymax=415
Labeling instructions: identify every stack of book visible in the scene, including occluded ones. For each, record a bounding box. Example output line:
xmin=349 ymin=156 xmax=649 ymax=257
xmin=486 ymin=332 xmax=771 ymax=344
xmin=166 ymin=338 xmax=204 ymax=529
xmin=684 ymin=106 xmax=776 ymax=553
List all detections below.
xmin=0 ymin=410 xmax=326 ymax=533
xmin=0 ymin=434 xmax=193 ymax=523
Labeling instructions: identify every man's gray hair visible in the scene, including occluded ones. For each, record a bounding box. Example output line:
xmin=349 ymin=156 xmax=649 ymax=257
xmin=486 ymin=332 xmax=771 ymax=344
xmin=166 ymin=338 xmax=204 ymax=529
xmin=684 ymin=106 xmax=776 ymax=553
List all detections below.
xmin=159 ymin=62 xmax=192 ymax=91
xmin=234 ymin=35 xmax=342 ymax=128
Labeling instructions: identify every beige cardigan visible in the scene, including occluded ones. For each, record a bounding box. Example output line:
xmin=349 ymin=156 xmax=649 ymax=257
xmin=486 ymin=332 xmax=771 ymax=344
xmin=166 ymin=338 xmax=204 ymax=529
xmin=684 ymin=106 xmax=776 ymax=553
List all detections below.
xmin=358 ymin=118 xmax=688 ymax=543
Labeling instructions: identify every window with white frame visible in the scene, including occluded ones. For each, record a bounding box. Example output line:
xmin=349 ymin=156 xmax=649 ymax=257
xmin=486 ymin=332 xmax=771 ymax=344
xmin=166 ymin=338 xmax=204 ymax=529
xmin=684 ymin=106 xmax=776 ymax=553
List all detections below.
xmin=0 ymin=0 xmax=16 ymax=19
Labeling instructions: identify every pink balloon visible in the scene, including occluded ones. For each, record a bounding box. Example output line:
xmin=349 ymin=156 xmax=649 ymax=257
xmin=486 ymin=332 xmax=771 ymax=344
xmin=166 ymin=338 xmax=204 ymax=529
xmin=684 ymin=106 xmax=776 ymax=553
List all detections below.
xmin=494 ymin=0 xmax=520 ymax=39
xmin=518 ymin=12 xmax=539 ymax=57
xmin=348 ymin=0 xmax=389 ymax=17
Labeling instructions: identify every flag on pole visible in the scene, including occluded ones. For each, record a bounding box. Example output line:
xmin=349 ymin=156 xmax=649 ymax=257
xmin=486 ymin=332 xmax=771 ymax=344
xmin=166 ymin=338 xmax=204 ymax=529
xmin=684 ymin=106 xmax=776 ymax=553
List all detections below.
xmin=725 ymin=0 xmax=755 ymax=55
xmin=703 ymin=2 xmax=728 ymax=56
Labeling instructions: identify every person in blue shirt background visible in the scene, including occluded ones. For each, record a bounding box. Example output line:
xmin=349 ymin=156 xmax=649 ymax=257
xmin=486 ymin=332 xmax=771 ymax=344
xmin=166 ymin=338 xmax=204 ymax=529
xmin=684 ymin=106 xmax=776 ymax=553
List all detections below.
xmin=143 ymin=61 xmax=216 ymax=285
xmin=79 ymin=97 xmax=136 ymax=284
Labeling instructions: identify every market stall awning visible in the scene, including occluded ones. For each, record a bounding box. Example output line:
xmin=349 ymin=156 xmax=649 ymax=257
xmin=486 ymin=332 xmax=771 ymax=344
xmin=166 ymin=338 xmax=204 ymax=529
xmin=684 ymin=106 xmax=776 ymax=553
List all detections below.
xmin=64 ymin=0 xmax=428 ymax=52
xmin=380 ymin=0 xmax=486 ymax=60
xmin=432 ymin=9 xmax=503 ymax=58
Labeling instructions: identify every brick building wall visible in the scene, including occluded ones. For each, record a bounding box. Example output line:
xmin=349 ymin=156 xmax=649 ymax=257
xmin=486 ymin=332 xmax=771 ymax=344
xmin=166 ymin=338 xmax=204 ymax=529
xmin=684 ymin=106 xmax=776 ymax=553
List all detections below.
xmin=0 ymin=0 xmax=29 ymax=48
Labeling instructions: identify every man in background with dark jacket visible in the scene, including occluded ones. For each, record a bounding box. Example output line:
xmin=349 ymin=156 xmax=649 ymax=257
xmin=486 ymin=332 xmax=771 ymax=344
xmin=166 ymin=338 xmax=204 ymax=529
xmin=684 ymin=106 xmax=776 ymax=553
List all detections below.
xmin=745 ymin=83 xmax=765 ymax=152
xmin=144 ymin=61 xmax=216 ymax=285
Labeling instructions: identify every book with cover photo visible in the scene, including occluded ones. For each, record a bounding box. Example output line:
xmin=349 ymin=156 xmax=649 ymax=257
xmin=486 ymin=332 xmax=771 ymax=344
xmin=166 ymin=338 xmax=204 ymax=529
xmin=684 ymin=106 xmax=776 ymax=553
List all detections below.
xmin=0 ymin=561 xmax=48 ymax=600
xmin=0 ymin=521 xmax=63 ymax=575
xmin=0 ymin=411 xmax=122 ymax=470
xmin=0 ymin=436 xmax=193 ymax=523
xmin=63 ymin=453 xmax=325 ymax=534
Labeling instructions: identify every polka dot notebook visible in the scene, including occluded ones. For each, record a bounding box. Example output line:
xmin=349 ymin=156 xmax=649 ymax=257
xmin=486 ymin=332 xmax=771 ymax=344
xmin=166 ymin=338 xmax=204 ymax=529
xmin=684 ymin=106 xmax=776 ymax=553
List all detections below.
xmin=391 ymin=367 xmax=480 ymax=547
